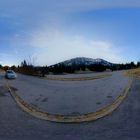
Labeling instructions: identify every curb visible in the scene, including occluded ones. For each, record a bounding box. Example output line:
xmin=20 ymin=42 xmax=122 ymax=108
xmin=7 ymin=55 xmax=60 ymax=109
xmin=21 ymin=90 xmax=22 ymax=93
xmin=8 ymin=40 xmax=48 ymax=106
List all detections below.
xmin=5 ymin=79 xmax=132 ymax=123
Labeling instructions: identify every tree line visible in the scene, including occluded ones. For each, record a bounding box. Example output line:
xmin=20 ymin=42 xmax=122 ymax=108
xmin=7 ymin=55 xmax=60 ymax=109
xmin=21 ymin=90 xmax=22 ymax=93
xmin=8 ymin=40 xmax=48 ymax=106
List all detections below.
xmin=0 ymin=60 xmax=140 ymax=76
xmin=49 ymin=61 xmax=140 ymax=74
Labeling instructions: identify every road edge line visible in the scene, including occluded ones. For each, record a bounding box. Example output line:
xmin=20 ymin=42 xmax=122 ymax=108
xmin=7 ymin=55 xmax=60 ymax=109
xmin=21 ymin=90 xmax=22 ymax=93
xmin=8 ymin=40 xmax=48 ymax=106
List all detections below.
xmin=5 ymin=79 xmax=132 ymax=123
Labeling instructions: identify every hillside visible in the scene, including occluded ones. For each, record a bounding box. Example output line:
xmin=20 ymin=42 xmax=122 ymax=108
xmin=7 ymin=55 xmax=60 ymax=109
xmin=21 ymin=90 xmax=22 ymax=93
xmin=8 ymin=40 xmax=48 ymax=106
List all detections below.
xmin=51 ymin=57 xmax=113 ymax=67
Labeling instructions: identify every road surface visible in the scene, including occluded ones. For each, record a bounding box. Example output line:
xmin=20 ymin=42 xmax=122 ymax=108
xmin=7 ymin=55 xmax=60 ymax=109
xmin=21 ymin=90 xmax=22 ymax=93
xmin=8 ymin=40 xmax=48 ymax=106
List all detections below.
xmin=7 ymin=71 xmax=130 ymax=115
xmin=0 ymin=72 xmax=140 ymax=139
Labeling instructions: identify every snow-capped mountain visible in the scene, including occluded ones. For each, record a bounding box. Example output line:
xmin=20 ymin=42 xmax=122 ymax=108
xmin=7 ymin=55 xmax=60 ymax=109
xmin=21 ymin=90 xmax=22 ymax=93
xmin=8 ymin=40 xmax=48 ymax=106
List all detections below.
xmin=51 ymin=57 xmax=113 ymax=67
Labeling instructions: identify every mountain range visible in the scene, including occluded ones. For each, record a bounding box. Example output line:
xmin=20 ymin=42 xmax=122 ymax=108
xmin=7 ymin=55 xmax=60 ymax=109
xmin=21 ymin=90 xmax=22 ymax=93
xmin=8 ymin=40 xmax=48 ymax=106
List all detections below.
xmin=50 ymin=57 xmax=113 ymax=67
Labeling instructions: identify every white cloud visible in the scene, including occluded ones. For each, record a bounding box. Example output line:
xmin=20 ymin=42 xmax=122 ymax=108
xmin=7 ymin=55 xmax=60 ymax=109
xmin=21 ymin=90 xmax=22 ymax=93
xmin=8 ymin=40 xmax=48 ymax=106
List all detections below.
xmin=28 ymin=27 xmax=123 ymax=66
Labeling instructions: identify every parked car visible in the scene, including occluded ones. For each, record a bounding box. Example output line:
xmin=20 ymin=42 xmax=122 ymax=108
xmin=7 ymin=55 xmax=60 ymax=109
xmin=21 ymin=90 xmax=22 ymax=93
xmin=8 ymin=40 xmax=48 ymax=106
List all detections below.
xmin=5 ymin=70 xmax=17 ymax=79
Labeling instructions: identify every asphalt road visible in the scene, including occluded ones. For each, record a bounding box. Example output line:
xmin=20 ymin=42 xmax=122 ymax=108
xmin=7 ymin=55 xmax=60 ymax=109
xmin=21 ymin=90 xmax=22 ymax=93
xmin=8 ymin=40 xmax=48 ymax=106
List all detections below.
xmin=7 ymin=71 xmax=130 ymax=115
xmin=0 ymin=74 xmax=140 ymax=139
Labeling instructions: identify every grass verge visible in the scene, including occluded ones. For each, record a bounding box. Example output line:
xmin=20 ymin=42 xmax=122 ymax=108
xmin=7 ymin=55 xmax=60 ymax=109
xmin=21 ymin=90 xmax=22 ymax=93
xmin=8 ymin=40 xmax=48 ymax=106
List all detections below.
xmin=124 ymin=68 xmax=140 ymax=77
xmin=45 ymin=74 xmax=112 ymax=81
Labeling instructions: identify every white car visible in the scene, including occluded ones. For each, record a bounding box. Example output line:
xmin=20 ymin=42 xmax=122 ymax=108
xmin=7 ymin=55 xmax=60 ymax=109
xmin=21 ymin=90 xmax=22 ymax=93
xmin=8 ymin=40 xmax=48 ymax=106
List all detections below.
xmin=5 ymin=70 xmax=17 ymax=79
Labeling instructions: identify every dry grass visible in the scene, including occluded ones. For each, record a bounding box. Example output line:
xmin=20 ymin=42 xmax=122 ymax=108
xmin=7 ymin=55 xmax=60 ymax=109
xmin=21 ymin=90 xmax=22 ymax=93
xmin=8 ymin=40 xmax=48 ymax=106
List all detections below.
xmin=46 ymin=74 xmax=112 ymax=81
xmin=124 ymin=68 xmax=140 ymax=77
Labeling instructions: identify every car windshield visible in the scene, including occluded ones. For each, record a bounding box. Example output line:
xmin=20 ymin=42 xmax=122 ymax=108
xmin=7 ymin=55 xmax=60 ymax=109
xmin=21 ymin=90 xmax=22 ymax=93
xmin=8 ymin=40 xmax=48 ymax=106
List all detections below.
xmin=7 ymin=70 xmax=14 ymax=73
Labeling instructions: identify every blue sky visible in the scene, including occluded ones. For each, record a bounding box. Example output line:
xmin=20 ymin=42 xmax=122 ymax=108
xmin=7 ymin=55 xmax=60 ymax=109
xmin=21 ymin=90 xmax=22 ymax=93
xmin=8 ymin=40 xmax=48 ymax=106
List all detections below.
xmin=0 ymin=0 xmax=140 ymax=66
